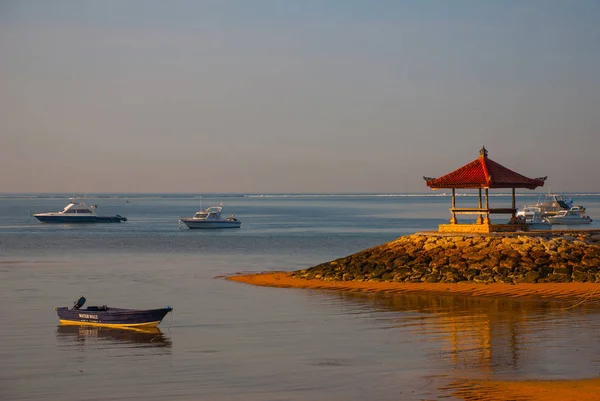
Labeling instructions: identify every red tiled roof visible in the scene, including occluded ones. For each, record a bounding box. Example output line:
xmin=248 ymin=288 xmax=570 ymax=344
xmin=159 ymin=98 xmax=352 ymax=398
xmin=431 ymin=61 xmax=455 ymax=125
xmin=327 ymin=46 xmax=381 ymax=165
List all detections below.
xmin=425 ymin=147 xmax=546 ymax=190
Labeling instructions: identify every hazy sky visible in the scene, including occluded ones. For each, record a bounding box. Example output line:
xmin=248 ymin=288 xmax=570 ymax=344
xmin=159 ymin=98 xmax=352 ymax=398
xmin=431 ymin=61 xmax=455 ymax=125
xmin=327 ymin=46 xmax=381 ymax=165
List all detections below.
xmin=1 ymin=1 xmax=599 ymax=193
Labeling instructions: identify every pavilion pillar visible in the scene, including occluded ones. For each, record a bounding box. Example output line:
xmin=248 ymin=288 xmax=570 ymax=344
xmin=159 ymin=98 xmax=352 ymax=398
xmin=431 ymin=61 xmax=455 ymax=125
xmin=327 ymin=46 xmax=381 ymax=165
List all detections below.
xmin=511 ymin=188 xmax=516 ymax=218
xmin=484 ymin=188 xmax=490 ymax=224
xmin=477 ymin=188 xmax=483 ymax=224
xmin=450 ymin=188 xmax=457 ymax=224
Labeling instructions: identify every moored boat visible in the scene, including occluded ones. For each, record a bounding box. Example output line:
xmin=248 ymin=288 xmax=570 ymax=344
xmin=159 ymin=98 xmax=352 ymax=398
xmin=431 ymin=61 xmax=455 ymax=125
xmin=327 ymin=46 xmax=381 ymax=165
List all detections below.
xmin=33 ymin=198 xmax=127 ymax=223
xmin=55 ymin=297 xmax=173 ymax=329
xmin=514 ymin=206 xmax=552 ymax=230
xmin=179 ymin=205 xmax=241 ymax=229
xmin=546 ymin=206 xmax=593 ymax=225
xmin=518 ymin=194 xmax=573 ymax=217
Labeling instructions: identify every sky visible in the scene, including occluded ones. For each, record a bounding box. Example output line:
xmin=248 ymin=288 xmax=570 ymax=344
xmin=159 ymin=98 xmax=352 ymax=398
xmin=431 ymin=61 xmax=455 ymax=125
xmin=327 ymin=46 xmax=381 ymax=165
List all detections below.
xmin=1 ymin=0 xmax=599 ymax=194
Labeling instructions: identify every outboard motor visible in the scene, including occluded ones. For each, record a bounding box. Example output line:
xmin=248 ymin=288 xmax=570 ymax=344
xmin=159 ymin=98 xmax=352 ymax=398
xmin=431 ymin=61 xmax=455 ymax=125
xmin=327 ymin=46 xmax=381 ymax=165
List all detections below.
xmin=72 ymin=296 xmax=86 ymax=310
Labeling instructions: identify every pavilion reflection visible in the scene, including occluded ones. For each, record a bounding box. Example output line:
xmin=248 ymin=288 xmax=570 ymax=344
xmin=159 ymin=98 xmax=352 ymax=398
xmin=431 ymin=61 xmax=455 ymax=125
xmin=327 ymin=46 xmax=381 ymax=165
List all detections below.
xmin=323 ymin=291 xmax=600 ymax=374
xmin=56 ymin=325 xmax=172 ymax=348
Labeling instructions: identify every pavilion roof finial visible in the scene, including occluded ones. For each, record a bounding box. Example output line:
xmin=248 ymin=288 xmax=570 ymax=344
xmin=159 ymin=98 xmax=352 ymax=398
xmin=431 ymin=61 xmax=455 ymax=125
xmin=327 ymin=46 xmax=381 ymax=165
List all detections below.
xmin=479 ymin=146 xmax=488 ymax=158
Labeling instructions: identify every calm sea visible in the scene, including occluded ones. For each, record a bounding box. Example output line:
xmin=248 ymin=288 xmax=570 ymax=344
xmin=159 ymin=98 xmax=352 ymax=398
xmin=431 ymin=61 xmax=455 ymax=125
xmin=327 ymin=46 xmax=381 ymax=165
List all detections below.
xmin=1 ymin=193 xmax=600 ymax=401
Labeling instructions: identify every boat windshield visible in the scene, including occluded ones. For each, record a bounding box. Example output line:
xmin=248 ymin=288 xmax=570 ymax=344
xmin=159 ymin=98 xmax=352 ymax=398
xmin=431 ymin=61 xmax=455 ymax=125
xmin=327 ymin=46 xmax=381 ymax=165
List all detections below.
xmin=62 ymin=201 xmax=94 ymax=214
xmin=194 ymin=212 xmax=209 ymax=219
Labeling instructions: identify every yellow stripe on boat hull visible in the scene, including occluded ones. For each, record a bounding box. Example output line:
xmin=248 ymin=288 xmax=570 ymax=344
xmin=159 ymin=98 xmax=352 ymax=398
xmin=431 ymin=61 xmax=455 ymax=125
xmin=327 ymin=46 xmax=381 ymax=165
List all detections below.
xmin=59 ymin=320 xmax=161 ymax=328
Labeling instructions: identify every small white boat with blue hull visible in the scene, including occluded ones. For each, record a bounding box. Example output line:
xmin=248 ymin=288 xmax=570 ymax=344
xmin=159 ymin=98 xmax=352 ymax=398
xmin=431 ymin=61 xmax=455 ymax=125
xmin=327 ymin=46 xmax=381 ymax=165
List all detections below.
xmin=179 ymin=206 xmax=241 ymax=229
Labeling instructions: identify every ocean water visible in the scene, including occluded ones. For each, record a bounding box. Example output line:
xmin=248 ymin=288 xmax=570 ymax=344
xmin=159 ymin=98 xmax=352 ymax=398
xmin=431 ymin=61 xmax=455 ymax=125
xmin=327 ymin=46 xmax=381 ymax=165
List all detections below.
xmin=1 ymin=193 xmax=600 ymax=401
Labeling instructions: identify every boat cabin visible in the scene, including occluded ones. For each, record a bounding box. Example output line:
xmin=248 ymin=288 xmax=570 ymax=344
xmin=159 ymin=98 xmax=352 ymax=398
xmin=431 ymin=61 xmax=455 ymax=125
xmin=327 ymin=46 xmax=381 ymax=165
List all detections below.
xmin=517 ymin=206 xmax=544 ymax=223
xmin=61 ymin=200 xmax=96 ymax=215
xmin=555 ymin=208 xmax=582 ymax=218
xmin=193 ymin=206 xmax=223 ymax=220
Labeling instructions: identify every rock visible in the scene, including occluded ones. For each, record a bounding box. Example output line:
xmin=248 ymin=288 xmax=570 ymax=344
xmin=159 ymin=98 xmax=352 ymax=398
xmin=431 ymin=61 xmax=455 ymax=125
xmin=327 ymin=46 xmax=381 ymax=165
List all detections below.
xmin=455 ymin=239 xmax=474 ymax=248
xmin=572 ymin=271 xmax=594 ymax=283
xmin=523 ymin=271 xmax=540 ymax=283
xmin=493 ymin=265 xmax=510 ymax=276
xmin=553 ymin=266 xmax=572 ymax=275
xmin=295 ymin=231 xmax=600 ymax=285
xmin=423 ymin=242 xmax=439 ymax=252
xmin=502 ymin=237 xmax=522 ymax=246
xmin=548 ymin=273 xmax=571 ymax=283
xmin=499 ymin=259 xmax=518 ymax=270
xmin=581 ymin=257 xmax=600 ymax=269
xmin=423 ymin=274 xmax=441 ymax=283
xmin=463 ymin=251 xmax=488 ymax=262
xmin=534 ymin=257 xmax=551 ymax=267
xmin=473 ymin=273 xmax=494 ymax=284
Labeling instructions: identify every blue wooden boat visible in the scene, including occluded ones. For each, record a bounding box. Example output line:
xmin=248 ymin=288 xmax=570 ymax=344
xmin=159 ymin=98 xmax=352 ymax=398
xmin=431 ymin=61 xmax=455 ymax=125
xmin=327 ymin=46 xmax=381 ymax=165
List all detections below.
xmin=55 ymin=297 xmax=173 ymax=329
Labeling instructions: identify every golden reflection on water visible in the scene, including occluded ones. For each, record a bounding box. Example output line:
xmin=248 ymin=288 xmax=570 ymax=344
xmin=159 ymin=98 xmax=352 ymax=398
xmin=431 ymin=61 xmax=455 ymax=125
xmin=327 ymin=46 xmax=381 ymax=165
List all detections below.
xmin=324 ymin=291 xmax=600 ymax=377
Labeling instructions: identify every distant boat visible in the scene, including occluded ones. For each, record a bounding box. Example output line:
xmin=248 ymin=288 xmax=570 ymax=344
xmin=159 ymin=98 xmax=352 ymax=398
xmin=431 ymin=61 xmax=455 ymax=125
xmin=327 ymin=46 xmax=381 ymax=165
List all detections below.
xmin=32 ymin=198 xmax=127 ymax=223
xmin=546 ymin=206 xmax=593 ymax=225
xmin=179 ymin=205 xmax=241 ymax=229
xmin=55 ymin=297 xmax=172 ymax=329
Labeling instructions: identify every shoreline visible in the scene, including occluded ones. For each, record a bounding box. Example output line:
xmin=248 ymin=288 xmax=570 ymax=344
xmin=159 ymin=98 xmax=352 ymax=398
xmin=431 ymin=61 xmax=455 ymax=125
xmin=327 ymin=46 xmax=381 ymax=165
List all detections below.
xmin=226 ymin=271 xmax=600 ymax=301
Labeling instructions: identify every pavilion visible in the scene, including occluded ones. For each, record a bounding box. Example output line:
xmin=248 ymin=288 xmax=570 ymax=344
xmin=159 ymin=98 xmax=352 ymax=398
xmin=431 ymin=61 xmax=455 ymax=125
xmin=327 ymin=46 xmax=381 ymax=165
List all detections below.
xmin=424 ymin=147 xmax=547 ymax=233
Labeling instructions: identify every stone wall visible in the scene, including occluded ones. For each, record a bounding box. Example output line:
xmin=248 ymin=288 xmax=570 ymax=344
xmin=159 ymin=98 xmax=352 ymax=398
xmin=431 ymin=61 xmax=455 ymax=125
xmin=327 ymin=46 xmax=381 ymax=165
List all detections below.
xmin=292 ymin=231 xmax=600 ymax=284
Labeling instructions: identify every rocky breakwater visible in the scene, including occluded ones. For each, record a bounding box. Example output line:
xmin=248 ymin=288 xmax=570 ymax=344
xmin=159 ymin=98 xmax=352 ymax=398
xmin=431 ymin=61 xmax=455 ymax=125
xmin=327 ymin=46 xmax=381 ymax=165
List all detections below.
xmin=292 ymin=232 xmax=600 ymax=284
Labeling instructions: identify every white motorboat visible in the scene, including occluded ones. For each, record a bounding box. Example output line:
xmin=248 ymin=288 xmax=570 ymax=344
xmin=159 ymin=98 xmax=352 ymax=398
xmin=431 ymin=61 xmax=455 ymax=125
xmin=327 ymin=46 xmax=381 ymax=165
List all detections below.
xmin=519 ymin=194 xmax=573 ymax=217
xmin=514 ymin=206 xmax=552 ymax=230
xmin=179 ymin=206 xmax=241 ymax=229
xmin=33 ymin=198 xmax=127 ymax=223
xmin=546 ymin=206 xmax=593 ymax=225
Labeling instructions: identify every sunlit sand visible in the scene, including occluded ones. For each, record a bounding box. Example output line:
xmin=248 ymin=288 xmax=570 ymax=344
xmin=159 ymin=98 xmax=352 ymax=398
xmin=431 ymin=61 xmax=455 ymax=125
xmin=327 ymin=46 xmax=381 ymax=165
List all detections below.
xmin=227 ymin=271 xmax=600 ymax=301
xmin=448 ymin=377 xmax=600 ymax=401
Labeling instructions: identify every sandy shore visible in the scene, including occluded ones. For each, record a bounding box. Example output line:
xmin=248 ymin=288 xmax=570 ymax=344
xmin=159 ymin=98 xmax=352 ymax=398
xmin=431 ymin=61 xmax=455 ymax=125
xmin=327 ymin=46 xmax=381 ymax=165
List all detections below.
xmin=227 ymin=272 xmax=600 ymax=400
xmin=226 ymin=271 xmax=600 ymax=301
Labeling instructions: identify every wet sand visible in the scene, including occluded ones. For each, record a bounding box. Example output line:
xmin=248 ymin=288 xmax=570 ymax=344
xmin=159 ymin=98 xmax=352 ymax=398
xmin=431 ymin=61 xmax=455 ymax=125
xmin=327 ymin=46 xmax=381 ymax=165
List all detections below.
xmin=449 ymin=377 xmax=600 ymax=401
xmin=226 ymin=272 xmax=600 ymax=301
xmin=227 ymin=272 xmax=600 ymax=401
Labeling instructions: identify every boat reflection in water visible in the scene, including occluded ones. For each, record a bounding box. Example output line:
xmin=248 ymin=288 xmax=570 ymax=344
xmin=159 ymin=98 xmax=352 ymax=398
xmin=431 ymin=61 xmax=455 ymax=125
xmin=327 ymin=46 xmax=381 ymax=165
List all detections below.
xmin=56 ymin=325 xmax=172 ymax=348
